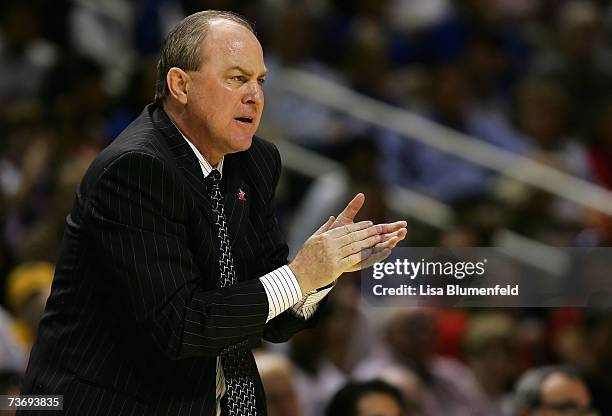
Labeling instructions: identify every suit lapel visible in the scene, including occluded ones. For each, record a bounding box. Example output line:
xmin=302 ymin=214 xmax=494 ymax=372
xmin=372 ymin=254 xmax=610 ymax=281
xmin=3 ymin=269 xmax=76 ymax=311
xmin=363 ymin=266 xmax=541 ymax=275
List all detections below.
xmin=222 ymin=152 xmax=250 ymax=246
xmin=150 ymin=104 xmax=215 ymax=225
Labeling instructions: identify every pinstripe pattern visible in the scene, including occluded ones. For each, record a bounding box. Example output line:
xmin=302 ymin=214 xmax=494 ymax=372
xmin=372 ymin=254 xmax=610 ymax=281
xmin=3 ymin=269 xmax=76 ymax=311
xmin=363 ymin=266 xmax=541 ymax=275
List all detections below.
xmin=179 ymin=129 xmax=328 ymax=322
xmin=179 ymin=124 xmax=333 ymax=415
xmin=19 ymin=103 xmax=328 ymax=416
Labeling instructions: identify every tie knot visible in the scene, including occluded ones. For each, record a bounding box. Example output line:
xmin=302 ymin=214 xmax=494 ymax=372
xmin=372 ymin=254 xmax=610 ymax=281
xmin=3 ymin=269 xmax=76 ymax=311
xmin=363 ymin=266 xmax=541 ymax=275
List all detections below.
xmin=205 ymin=169 xmax=222 ymax=196
xmin=207 ymin=169 xmax=221 ymax=186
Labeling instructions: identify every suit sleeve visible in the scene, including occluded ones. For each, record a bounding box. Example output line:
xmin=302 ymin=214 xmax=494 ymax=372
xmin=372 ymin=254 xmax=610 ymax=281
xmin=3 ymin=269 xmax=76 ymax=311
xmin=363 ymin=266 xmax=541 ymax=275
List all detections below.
xmin=249 ymin=143 xmax=328 ymax=343
xmin=85 ymin=151 xmax=270 ymax=359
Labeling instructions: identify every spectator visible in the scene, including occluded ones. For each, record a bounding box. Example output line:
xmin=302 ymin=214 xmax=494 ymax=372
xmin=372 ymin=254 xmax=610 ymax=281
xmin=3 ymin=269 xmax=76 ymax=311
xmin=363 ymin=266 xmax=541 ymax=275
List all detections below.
xmin=106 ymin=58 xmax=159 ymax=142
xmin=514 ymin=79 xmax=588 ymax=180
xmin=5 ymin=262 xmax=53 ymax=349
xmin=375 ymin=366 xmax=425 ymax=415
xmin=0 ymin=1 xmax=57 ymax=106
xmin=511 ymin=78 xmax=590 ymax=242
xmin=14 ymin=144 xmax=99 ymax=262
xmin=463 ymin=312 xmax=519 ymax=415
xmin=255 ymin=352 xmax=304 ymax=416
xmin=325 ymin=379 xmax=406 ymax=416
xmin=586 ymin=99 xmax=612 ymax=190
xmin=511 ymin=365 xmax=594 ymax=416
xmin=262 ymin=6 xmax=357 ymax=147
xmin=581 ymin=310 xmax=612 ymax=414
xmin=288 ymin=291 xmax=379 ymax=416
xmin=355 ymin=308 xmax=492 ymax=416
xmin=463 ymin=28 xmax=515 ymax=120
xmin=379 ymin=64 xmax=526 ymax=204
xmin=530 ymin=0 xmax=612 ymax=134
xmin=1 ymin=126 xmax=56 ymax=251
xmin=0 ymin=305 xmax=27 ymax=393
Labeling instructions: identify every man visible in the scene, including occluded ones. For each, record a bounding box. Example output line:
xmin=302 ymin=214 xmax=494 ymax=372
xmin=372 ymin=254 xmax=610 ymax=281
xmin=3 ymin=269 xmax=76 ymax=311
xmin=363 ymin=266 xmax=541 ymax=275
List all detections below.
xmin=325 ymin=380 xmax=407 ymax=416
xmin=19 ymin=10 xmax=406 ymax=416
xmin=512 ymin=366 xmax=595 ymax=416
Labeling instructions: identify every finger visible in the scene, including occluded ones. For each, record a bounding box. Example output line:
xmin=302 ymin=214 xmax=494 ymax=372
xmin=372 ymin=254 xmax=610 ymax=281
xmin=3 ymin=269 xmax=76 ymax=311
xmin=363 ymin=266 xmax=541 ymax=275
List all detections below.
xmin=326 ymin=220 xmax=372 ymax=238
xmin=341 ymin=234 xmax=383 ymax=257
xmin=336 ymin=193 xmax=365 ymax=223
xmin=346 ymin=248 xmax=392 ymax=272
xmin=375 ymin=236 xmax=399 ymax=249
xmin=344 ymin=247 xmax=373 ymax=272
xmin=375 ymin=221 xmax=408 ymax=235
xmin=314 ymin=216 xmax=335 ymax=236
xmin=339 ymin=250 xmax=365 ymax=272
xmin=378 ymin=230 xmax=403 ymax=243
xmin=341 ymin=247 xmax=391 ymax=272
xmin=374 ymin=229 xmax=408 ymax=248
xmin=337 ymin=224 xmax=383 ymax=248
xmin=337 ymin=223 xmax=407 ymax=249
xmin=360 ymin=247 xmax=374 ymax=261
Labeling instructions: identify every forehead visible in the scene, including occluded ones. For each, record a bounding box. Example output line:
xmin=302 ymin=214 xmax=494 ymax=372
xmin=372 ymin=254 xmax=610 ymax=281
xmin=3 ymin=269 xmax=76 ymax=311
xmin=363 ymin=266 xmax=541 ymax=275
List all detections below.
xmin=540 ymin=374 xmax=589 ymax=402
xmin=200 ymin=20 xmax=265 ymax=71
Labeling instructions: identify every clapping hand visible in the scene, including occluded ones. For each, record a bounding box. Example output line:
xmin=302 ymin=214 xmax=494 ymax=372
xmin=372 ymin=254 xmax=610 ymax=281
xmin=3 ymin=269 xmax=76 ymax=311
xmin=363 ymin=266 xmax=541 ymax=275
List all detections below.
xmin=325 ymin=193 xmax=407 ymax=271
xmin=289 ymin=193 xmax=407 ymax=294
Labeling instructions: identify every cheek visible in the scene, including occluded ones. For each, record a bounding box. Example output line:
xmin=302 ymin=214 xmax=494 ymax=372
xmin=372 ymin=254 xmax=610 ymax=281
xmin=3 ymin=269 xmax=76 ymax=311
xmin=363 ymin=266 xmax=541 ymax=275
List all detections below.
xmin=193 ymin=93 xmax=228 ymax=127
xmin=188 ymin=91 xmax=210 ymax=115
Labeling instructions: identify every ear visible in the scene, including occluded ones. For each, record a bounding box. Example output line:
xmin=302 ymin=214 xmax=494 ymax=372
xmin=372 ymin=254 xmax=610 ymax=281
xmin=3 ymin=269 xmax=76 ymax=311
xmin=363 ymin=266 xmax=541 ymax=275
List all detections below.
xmin=167 ymin=67 xmax=190 ymax=105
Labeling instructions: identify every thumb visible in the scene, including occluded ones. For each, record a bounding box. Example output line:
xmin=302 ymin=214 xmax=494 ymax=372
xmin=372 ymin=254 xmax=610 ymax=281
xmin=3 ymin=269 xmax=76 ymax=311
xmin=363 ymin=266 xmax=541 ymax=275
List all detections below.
xmin=314 ymin=216 xmax=335 ymax=236
xmin=336 ymin=193 xmax=365 ymax=223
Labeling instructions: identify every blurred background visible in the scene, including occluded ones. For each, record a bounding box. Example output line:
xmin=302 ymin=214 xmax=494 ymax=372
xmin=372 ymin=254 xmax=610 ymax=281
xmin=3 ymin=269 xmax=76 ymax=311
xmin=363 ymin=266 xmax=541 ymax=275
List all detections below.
xmin=1 ymin=0 xmax=612 ymax=415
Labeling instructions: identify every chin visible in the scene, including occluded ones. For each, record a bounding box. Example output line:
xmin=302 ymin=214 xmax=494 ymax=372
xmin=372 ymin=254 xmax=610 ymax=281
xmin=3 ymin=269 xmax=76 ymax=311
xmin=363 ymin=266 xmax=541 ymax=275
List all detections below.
xmin=228 ymin=135 xmax=253 ymax=153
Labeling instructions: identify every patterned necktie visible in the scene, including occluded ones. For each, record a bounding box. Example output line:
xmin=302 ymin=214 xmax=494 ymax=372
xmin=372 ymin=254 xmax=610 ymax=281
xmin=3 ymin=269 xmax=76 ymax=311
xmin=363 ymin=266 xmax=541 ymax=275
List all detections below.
xmin=206 ymin=169 xmax=258 ymax=416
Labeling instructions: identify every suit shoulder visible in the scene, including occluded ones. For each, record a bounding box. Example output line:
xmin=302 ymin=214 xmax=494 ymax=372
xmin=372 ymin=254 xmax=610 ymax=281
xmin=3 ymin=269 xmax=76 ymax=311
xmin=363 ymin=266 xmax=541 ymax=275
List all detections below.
xmin=88 ymin=107 xmax=170 ymax=176
xmin=248 ymin=136 xmax=281 ymax=166
xmin=86 ymin=141 xmax=163 ymax=185
xmin=79 ymin=148 xmax=162 ymax=198
xmin=109 ymin=108 xmax=165 ymax=157
xmin=80 ymin=123 xmax=171 ymax=199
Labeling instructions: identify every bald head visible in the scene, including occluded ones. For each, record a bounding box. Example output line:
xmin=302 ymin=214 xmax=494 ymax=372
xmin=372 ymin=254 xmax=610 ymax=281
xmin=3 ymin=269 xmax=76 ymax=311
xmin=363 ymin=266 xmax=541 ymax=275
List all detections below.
xmin=512 ymin=366 xmax=591 ymax=416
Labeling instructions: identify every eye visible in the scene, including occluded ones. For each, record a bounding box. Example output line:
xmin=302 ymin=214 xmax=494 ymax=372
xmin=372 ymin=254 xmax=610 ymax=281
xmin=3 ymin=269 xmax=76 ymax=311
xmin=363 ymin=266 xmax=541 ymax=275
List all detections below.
xmin=231 ymin=75 xmax=247 ymax=83
xmin=258 ymin=78 xmax=266 ymax=86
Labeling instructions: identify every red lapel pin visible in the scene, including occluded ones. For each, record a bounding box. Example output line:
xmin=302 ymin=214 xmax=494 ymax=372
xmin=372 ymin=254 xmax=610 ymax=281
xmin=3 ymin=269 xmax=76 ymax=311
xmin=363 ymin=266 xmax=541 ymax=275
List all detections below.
xmin=237 ymin=188 xmax=247 ymax=201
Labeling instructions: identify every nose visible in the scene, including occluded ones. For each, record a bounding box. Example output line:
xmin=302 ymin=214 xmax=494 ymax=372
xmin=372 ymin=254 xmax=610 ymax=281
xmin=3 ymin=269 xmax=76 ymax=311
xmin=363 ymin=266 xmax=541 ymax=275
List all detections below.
xmin=243 ymin=81 xmax=264 ymax=106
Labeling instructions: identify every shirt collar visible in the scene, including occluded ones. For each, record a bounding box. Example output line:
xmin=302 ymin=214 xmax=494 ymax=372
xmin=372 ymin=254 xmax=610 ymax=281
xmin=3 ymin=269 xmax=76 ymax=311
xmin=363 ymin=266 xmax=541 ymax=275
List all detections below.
xmin=177 ymin=129 xmax=224 ymax=179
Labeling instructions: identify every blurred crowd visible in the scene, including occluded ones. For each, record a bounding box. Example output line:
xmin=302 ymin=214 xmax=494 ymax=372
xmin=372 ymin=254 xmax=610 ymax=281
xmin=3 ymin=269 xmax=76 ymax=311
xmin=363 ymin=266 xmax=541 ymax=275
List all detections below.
xmin=1 ymin=0 xmax=612 ymax=415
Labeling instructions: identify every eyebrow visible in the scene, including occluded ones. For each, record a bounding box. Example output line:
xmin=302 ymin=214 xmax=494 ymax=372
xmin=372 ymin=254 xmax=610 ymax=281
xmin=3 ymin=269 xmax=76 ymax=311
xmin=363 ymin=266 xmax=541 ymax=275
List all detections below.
xmin=228 ymin=66 xmax=267 ymax=78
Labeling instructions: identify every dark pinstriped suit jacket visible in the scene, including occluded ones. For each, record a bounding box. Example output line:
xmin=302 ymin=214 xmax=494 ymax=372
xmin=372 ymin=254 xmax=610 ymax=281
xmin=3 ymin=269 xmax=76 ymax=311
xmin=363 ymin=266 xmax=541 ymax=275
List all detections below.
xmin=20 ymin=103 xmax=321 ymax=415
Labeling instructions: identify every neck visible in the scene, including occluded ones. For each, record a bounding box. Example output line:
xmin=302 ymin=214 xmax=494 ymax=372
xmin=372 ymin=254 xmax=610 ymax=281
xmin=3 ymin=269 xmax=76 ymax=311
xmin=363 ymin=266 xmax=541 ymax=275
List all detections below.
xmin=162 ymin=101 xmax=223 ymax=166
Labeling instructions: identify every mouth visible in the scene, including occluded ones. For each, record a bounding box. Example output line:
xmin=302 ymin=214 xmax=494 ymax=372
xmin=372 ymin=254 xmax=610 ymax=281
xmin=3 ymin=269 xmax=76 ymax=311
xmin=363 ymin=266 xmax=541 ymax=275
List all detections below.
xmin=234 ymin=117 xmax=254 ymax=124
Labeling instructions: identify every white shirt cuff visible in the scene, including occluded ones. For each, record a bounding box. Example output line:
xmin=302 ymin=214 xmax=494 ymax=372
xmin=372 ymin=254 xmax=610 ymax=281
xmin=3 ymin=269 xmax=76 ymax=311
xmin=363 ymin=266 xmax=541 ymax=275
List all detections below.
xmin=290 ymin=282 xmax=335 ymax=320
xmin=259 ymin=265 xmax=303 ymax=322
